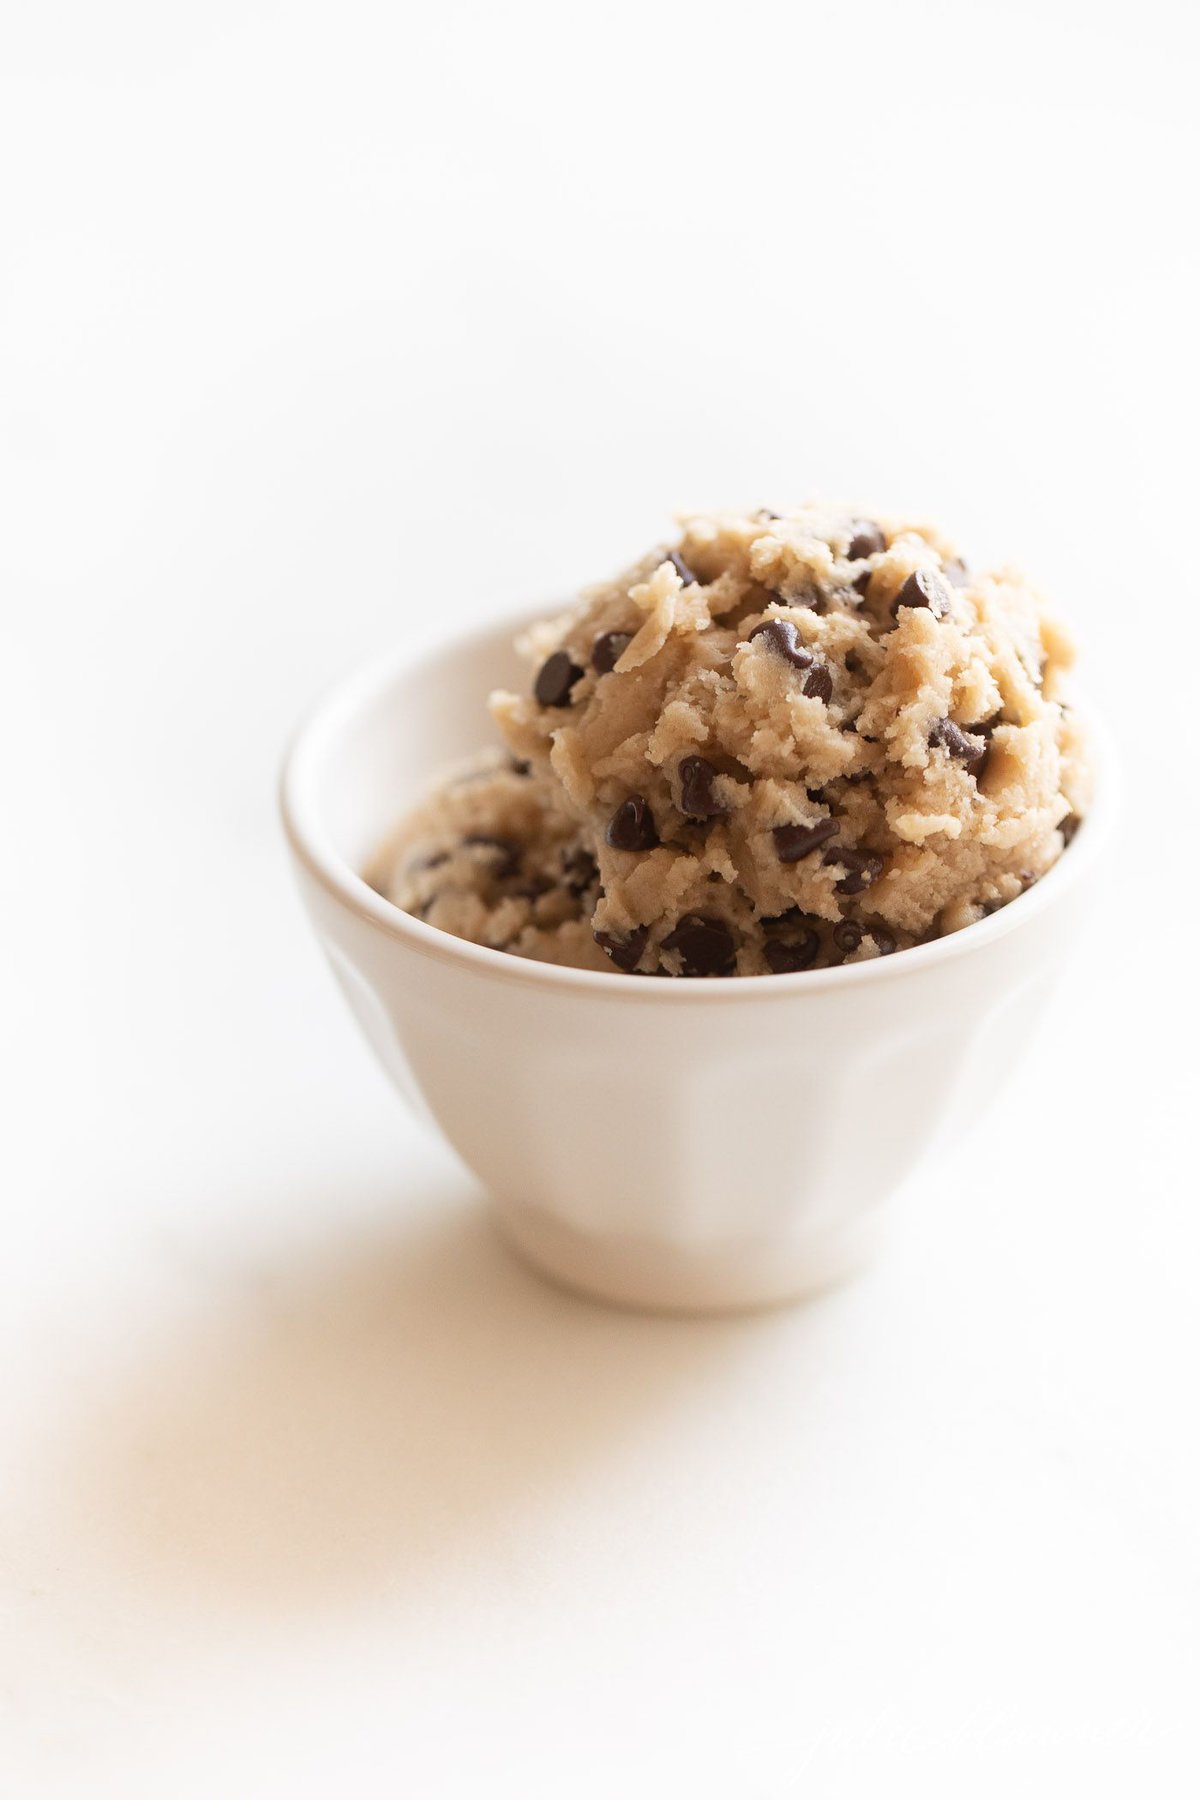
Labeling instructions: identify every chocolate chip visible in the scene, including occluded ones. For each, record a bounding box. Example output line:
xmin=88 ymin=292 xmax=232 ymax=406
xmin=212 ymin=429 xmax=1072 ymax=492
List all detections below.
xmin=668 ymin=549 xmax=700 ymax=586
xmin=846 ymin=526 xmax=885 ymax=601
xmin=534 ymin=650 xmax=584 ymax=707
xmin=929 ymin=716 xmax=990 ymax=778
xmin=847 ymin=522 xmax=886 ymax=561
xmin=678 ymin=755 xmax=729 ymax=820
xmin=755 ymin=508 xmax=781 ymax=521
xmin=765 ymin=939 xmax=819 ymax=974
xmin=508 ymin=757 xmax=531 ymax=777
xmin=870 ymin=925 xmax=897 ymax=955
xmin=591 ymin=630 xmax=633 ymax=674
xmin=593 ymin=925 xmax=649 ymax=971
xmin=943 ymin=558 xmax=969 ymax=588
xmin=1061 ymin=814 xmax=1081 ymax=845
xmin=662 ymin=913 xmax=737 ymax=977
xmin=891 ymin=568 xmax=952 ymax=619
xmin=463 ymin=835 xmax=522 ymax=879
xmin=561 ymin=847 xmax=598 ymax=894
xmin=765 ymin=905 xmax=811 ymax=927
xmin=749 ymin=618 xmax=834 ymax=699
xmin=823 ymin=847 xmax=883 ymax=894
xmin=605 ymin=795 xmax=659 ymax=852
xmin=513 ymin=875 xmax=555 ymax=901
xmin=832 ymin=921 xmax=863 ymax=955
xmin=763 ymin=915 xmax=821 ymax=973
xmin=844 ymin=652 xmax=864 ymax=676
xmin=749 ymin=618 xmax=814 ymax=668
xmin=803 ymin=663 xmax=833 ymax=703
xmin=773 ymin=818 xmax=839 ymax=863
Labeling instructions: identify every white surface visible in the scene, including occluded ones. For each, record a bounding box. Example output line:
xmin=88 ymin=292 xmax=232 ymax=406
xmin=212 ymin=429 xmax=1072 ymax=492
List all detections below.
xmin=1 ymin=1 xmax=1197 ymax=1793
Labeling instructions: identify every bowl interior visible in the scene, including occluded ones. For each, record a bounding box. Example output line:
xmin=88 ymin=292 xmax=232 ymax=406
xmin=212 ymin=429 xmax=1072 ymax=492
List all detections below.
xmin=293 ymin=615 xmax=529 ymax=875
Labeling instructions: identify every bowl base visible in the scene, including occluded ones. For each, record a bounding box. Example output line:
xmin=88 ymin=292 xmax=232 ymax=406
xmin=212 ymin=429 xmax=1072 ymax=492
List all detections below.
xmin=492 ymin=1199 xmax=883 ymax=1317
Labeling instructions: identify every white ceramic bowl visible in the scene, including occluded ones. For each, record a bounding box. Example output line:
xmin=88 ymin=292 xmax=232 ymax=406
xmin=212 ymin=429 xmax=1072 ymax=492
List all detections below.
xmin=281 ymin=611 xmax=1113 ymax=1314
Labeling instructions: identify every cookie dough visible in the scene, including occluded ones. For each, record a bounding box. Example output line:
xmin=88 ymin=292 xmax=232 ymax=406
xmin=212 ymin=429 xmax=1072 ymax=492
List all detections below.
xmin=369 ymin=505 xmax=1089 ymax=976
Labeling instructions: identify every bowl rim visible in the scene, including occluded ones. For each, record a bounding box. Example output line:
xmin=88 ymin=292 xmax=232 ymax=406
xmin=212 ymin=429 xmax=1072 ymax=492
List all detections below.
xmin=280 ymin=606 xmax=1116 ymax=1003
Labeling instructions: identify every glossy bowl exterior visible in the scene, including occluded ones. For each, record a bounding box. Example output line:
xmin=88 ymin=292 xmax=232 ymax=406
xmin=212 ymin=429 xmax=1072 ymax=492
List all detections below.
xmin=281 ymin=614 xmax=1111 ymax=1314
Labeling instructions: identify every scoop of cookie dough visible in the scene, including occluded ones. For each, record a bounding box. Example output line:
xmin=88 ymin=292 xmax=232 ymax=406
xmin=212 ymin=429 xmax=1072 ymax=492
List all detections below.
xmin=371 ymin=504 xmax=1090 ymax=976
xmin=371 ymin=749 xmax=612 ymax=970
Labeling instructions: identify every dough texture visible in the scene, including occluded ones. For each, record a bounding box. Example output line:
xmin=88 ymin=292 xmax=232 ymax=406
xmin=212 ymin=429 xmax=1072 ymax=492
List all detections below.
xmin=370 ymin=505 xmax=1089 ymax=977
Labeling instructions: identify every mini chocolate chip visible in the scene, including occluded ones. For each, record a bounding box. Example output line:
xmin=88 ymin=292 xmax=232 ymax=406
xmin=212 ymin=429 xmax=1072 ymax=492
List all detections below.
xmin=534 ymin=650 xmax=584 ymax=707
xmin=803 ymin=662 xmax=833 ymax=703
xmin=823 ymin=847 xmax=884 ymax=894
xmin=764 ymin=905 xmax=811 ymax=928
xmin=943 ymin=557 xmax=969 ymax=587
xmin=891 ymin=568 xmax=952 ymax=619
xmin=678 ymin=754 xmax=729 ymax=820
xmin=1061 ymin=814 xmax=1081 ymax=845
xmin=591 ymin=630 xmax=633 ymax=674
xmin=662 ymin=913 xmax=737 ymax=977
xmin=773 ymin=818 xmax=839 ymax=863
xmin=513 ymin=875 xmax=555 ymax=901
xmin=844 ymin=652 xmax=864 ymax=676
xmin=593 ymin=925 xmax=649 ymax=971
xmin=766 ymin=928 xmax=820 ymax=972
xmin=870 ymin=925 xmax=897 ymax=955
xmin=853 ymin=570 xmax=873 ymax=598
xmin=606 ymin=795 xmax=659 ymax=852
xmin=668 ymin=548 xmax=700 ymax=586
xmin=755 ymin=508 xmax=781 ymax=521
xmin=749 ymin=618 xmax=814 ymax=669
xmin=508 ymin=757 xmax=531 ymax=777
xmin=929 ymin=716 xmax=990 ymax=777
xmin=463 ymin=834 xmax=521 ymax=879
xmin=832 ymin=921 xmax=863 ymax=955
xmin=561 ymin=847 xmax=598 ymax=894
xmin=847 ymin=522 xmax=887 ymax=561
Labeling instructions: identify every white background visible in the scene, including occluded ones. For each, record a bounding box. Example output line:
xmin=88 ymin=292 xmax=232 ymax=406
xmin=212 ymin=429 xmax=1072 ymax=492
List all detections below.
xmin=2 ymin=2 xmax=1198 ymax=1794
